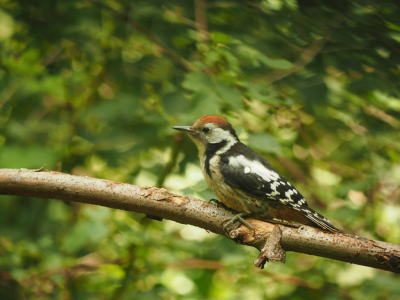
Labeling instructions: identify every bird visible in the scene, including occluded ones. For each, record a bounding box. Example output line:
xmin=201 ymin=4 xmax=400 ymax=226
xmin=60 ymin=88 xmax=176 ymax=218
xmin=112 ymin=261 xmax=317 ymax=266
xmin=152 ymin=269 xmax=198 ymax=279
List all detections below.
xmin=173 ymin=115 xmax=340 ymax=233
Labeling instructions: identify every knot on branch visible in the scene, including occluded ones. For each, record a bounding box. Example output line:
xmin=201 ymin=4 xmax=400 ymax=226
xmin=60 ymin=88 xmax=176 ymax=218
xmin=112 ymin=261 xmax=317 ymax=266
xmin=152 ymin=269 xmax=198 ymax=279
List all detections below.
xmin=375 ymin=252 xmax=400 ymax=270
xmin=254 ymin=225 xmax=286 ymax=269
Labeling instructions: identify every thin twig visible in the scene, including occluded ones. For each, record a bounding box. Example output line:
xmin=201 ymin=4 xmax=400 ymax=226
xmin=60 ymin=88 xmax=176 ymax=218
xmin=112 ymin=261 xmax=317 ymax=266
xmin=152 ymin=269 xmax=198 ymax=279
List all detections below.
xmin=194 ymin=0 xmax=210 ymax=43
xmin=156 ymin=134 xmax=184 ymax=188
xmin=259 ymin=16 xmax=348 ymax=85
xmin=33 ymin=164 xmax=46 ymax=172
xmin=261 ymin=37 xmax=330 ymax=85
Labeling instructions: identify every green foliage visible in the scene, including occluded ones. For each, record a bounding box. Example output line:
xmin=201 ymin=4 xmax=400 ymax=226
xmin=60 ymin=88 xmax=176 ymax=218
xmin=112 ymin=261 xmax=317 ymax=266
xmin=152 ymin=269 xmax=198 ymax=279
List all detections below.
xmin=1 ymin=0 xmax=400 ymax=299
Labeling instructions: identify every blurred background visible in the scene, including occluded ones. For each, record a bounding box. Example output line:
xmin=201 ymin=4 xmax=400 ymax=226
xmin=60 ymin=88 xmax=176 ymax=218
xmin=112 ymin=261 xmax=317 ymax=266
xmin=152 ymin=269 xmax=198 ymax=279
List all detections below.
xmin=1 ymin=0 xmax=400 ymax=299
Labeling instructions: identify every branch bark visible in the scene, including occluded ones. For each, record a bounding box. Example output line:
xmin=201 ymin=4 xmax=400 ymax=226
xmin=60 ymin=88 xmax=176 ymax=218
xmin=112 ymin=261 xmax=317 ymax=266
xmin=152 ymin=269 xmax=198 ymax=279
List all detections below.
xmin=1 ymin=168 xmax=400 ymax=273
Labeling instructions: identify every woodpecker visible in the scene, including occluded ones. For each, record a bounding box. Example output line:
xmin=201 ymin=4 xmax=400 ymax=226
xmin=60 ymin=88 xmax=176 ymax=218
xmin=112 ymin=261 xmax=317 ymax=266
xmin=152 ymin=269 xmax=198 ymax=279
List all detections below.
xmin=173 ymin=115 xmax=340 ymax=233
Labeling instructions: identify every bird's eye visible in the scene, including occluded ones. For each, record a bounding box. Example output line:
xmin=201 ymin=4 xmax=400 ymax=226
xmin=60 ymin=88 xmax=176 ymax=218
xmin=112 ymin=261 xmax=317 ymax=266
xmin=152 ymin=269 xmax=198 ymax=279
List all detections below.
xmin=202 ymin=127 xmax=210 ymax=133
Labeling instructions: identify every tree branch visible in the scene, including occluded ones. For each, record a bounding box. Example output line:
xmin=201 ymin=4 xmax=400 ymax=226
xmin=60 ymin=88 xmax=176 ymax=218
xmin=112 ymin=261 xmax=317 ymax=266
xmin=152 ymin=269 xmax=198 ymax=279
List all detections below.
xmin=194 ymin=0 xmax=210 ymax=43
xmin=1 ymin=168 xmax=399 ymax=273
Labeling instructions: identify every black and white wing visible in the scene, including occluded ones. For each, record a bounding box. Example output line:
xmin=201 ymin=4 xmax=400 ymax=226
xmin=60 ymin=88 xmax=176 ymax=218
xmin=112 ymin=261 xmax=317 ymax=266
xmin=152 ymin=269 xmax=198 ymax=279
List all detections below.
xmin=219 ymin=146 xmax=339 ymax=232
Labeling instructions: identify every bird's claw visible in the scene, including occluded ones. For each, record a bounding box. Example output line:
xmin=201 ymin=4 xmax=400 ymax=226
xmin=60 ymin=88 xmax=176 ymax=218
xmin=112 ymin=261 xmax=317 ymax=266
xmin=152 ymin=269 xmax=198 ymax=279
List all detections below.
xmin=209 ymin=198 xmax=229 ymax=210
xmin=222 ymin=212 xmax=256 ymax=236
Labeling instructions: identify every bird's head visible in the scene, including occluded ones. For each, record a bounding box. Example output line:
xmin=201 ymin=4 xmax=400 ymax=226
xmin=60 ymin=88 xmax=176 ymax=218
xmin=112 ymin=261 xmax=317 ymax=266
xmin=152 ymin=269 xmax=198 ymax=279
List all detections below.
xmin=173 ymin=116 xmax=239 ymax=154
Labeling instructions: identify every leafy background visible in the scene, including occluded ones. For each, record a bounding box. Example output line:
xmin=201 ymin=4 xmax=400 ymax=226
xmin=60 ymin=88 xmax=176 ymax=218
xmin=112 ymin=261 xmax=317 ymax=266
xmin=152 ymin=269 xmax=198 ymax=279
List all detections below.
xmin=1 ymin=0 xmax=400 ymax=299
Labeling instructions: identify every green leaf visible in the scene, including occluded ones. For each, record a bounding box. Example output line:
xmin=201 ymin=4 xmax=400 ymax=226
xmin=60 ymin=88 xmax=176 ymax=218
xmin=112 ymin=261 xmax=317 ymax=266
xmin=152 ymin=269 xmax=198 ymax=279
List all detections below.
xmin=211 ymin=32 xmax=241 ymax=45
xmin=191 ymin=91 xmax=221 ymax=117
xmin=214 ymin=83 xmax=242 ymax=109
xmin=219 ymin=49 xmax=241 ymax=72
xmin=237 ymin=45 xmax=293 ymax=69
xmin=258 ymin=55 xmax=294 ymax=70
xmin=311 ymin=167 xmax=342 ymax=186
xmin=0 ymin=9 xmax=15 ymax=40
xmin=182 ymin=73 xmax=212 ymax=92
xmin=246 ymin=83 xmax=281 ymax=104
xmin=385 ymin=21 xmax=400 ymax=32
xmin=99 ymin=264 xmax=125 ymax=280
xmin=248 ymin=133 xmax=282 ymax=155
xmin=204 ymin=50 xmax=221 ymax=67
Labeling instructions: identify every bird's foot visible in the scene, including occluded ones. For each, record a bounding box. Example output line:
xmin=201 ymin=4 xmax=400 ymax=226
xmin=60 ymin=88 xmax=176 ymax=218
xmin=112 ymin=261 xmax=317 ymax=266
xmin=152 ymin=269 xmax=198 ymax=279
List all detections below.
xmin=209 ymin=198 xmax=229 ymax=210
xmin=223 ymin=212 xmax=255 ymax=236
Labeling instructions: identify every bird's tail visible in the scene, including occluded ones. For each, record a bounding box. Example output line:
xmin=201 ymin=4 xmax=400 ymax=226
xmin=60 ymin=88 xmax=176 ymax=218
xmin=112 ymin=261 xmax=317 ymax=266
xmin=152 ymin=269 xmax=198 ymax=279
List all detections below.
xmin=300 ymin=207 xmax=341 ymax=233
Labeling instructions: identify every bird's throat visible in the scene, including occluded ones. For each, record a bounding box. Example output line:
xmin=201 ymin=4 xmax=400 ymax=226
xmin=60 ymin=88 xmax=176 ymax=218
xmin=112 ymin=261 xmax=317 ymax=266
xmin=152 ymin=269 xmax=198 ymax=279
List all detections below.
xmin=203 ymin=141 xmax=228 ymax=178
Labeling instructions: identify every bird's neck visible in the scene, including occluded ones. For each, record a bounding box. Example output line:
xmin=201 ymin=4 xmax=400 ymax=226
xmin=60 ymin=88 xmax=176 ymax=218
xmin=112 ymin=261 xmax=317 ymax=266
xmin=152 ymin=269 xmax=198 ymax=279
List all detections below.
xmin=200 ymin=138 xmax=238 ymax=177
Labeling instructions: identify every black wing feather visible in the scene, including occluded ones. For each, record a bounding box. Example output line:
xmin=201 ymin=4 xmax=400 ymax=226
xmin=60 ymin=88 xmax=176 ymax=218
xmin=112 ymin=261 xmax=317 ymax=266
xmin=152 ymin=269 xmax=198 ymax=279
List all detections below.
xmin=219 ymin=152 xmax=301 ymax=203
xmin=218 ymin=142 xmax=340 ymax=232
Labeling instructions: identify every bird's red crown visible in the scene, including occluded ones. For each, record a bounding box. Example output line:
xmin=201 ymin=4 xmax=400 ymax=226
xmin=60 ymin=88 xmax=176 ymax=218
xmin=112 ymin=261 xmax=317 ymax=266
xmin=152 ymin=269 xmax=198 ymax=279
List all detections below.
xmin=198 ymin=115 xmax=231 ymax=129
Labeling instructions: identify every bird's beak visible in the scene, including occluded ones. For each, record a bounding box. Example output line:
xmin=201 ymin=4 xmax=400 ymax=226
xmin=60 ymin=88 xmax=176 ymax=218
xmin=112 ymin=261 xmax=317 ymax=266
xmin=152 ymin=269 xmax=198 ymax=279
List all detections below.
xmin=172 ymin=126 xmax=194 ymax=133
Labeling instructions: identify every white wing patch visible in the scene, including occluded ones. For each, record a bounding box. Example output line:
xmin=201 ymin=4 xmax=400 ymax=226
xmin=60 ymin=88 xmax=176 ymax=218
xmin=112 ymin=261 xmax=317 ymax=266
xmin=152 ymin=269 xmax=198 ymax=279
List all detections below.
xmin=297 ymin=198 xmax=306 ymax=205
xmin=269 ymin=181 xmax=283 ymax=196
xmin=228 ymin=155 xmax=280 ymax=182
xmin=228 ymin=155 xmax=309 ymax=210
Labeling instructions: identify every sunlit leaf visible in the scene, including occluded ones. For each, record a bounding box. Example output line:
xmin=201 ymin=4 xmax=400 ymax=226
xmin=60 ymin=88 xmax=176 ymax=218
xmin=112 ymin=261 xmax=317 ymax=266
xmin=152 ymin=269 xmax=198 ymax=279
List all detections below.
xmin=248 ymin=132 xmax=282 ymax=155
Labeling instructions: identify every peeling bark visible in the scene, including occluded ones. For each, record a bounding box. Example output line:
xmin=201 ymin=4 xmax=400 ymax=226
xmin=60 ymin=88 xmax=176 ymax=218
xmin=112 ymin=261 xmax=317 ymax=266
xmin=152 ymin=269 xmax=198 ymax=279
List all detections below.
xmin=1 ymin=168 xmax=400 ymax=274
xmin=254 ymin=225 xmax=286 ymax=268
